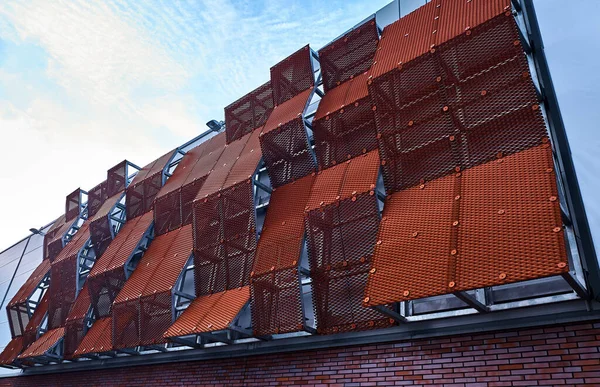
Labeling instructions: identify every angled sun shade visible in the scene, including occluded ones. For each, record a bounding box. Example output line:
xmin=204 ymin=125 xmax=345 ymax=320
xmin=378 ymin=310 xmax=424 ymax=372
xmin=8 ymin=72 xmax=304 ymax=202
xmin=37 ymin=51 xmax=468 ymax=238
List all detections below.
xmin=225 ymin=81 xmax=274 ymax=144
xmin=318 ymin=17 xmax=379 ymax=92
xmin=192 ymin=130 xmax=262 ymax=296
xmin=63 ymin=283 xmax=92 ymax=358
xmin=48 ymin=223 xmax=91 ymax=330
xmin=73 ymin=317 xmax=113 ymax=357
xmin=44 ymin=214 xmax=76 ymax=261
xmin=112 ymin=225 xmax=193 ymax=349
xmin=154 ymin=133 xmax=226 ymax=235
xmin=370 ymin=5 xmax=542 ymax=193
xmin=6 ymin=259 xmax=51 ymax=338
xmin=65 ymin=188 xmax=84 ymax=223
xmin=250 ymin=174 xmax=314 ymax=336
xmin=312 ymin=73 xmax=378 ymax=169
xmin=364 ymin=145 xmax=568 ymax=306
xmin=17 ymin=327 xmax=64 ymax=361
xmin=107 ymin=160 xmax=130 ymax=197
xmin=165 ymin=286 xmax=250 ymax=338
xmin=270 ymin=45 xmax=315 ymax=106
xmin=304 ymin=150 xmax=390 ymax=334
xmin=259 ymin=87 xmax=316 ymax=188
xmin=89 ymin=192 xmax=125 ymax=257
xmin=21 ymin=293 xmax=49 ymax=349
xmin=127 ymin=150 xmax=175 ymax=219
xmin=87 ymin=211 xmax=154 ymax=318
xmin=87 ymin=180 xmax=108 ymax=219
xmin=0 ymin=336 xmax=26 ymax=366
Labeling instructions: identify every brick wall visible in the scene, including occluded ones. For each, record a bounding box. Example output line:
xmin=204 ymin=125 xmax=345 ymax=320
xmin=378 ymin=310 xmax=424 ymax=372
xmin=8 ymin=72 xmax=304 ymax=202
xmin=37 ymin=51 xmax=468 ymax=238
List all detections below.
xmin=2 ymin=320 xmax=600 ymax=386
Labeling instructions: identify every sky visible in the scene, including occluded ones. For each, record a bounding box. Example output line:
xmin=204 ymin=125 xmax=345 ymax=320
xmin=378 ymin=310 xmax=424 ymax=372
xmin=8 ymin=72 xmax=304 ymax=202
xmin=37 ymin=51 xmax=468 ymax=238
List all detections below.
xmin=0 ymin=0 xmax=598 ymax=255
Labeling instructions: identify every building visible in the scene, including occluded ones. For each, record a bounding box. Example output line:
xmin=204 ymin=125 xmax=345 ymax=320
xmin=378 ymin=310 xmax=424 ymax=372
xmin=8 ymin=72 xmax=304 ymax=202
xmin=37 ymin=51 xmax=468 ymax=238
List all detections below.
xmin=1 ymin=0 xmax=599 ymax=385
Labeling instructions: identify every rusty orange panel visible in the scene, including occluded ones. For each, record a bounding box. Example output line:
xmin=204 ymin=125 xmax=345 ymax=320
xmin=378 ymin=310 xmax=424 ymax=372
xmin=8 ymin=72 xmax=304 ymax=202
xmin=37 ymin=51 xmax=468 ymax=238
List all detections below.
xmin=87 ymin=180 xmax=108 ymax=219
xmin=313 ymin=74 xmax=377 ymax=168
xmin=314 ymin=80 xmax=350 ymax=121
xmin=115 ymin=225 xmax=192 ymax=303
xmin=251 ymin=267 xmax=304 ymax=336
xmin=364 ymin=174 xmax=455 ymax=306
xmin=270 ymin=45 xmax=314 ymax=106
xmin=0 ymin=336 xmax=25 ymax=365
xmin=306 ymin=149 xmax=380 ymax=211
xmin=252 ymin=174 xmax=315 ymax=275
xmin=435 ymin=0 xmax=509 ymax=46
xmin=222 ymin=128 xmax=263 ymax=190
xmin=127 ymin=150 xmax=174 ymax=219
xmin=7 ymin=259 xmax=50 ymax=309
xmin=89 ymin=192 xmax=124 ymax=257
xmin=63 ymin=283 xmax=93 ymax=358
xmin=164 ymin=287 xmax=249 ymax=338
xmin=263 ymin=88 xmax=313 ymax=135
xmin=194 ymin=132 xmax=251 ymax=200
xmin=225 ymin=81 xmax=274 ymax=144
xmin=455 ymin=145 xmax=567 ymax=291
xmin=65 ymin=283 xmax=91 ymax=322
xmin=73 ymin=317 xmax=112 ymax=357
xmin=18 ymin=327 xmax=64 ymax=360
xmin=44 ymin=214 xmax=73 ymax=261
xmin=365 ymin=145 xmax=568 ymax=306
xmin=369 ymin=0 xmax=438 ymax=80
xmin=319 ymin=17 xmax=379 ymax=92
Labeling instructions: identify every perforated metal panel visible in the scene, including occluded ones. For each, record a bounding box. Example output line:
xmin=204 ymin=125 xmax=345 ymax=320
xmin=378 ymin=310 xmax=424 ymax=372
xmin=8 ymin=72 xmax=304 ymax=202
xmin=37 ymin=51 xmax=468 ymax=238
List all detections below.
xmin=73 ymin=317 xmax=112 ymax=357
xmin=313 ymin=74 xmax=378 ymax=169
xmin=17 ymin=327 xmax=64 ymax=360
xmin=270 ymin=45 xmax=314 ymax=106
xmin=112 ymin=225 xmax=192 ymax=349
xmin=127 ymin=151 xmax=174 ymax=219
xmin=0 ymin=336 xmax=25 ymax=365
xmin=319 ymin=17 xmax=379 ymax=92
xmin=250 ymin=175 xmax=314 ymax=336
xmin=89 ymin=192 xmax=124 ymax=257
xmin=87 ymin=180 xmax=108 ymax=219
xmin=364 ymin=145 xmax=568 ymax=306
xmin=107 ymin=160 xmax=128 ymax=197
xmin=63 ymin=283 xmax=92 ymax=358
xmin=370 ymin=12 xmax=546 ymax=193
xmin=260 ymin=88 xmax=315 ymax=188
xmin=65 ymin=188 xmax=82 ymax=223
xmin=165 ymin=286 xmax=250 ymax=338
xmin=194 ymin=181 xmax=256 ymax=296
xmin=225 ymin=82 xmax=274 ymax=144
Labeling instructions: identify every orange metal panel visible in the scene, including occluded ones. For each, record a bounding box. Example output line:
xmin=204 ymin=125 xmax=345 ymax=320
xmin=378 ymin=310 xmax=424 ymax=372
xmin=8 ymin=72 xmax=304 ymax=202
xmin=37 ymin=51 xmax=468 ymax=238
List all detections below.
xmin=18 ymin=327 xmax=64 ymax=359
xmin=164 ymin=286 xmax=250 ymax=338
xmin=454 ymin=145 xmax=567 ymax=291
xmin=87 ymin=180 xmax=108 ymax=219
xmin=313 ymin=80 xmax=350 ymax=122
xmin=225 ymin=81 xmax=274 ymax=144
xmin=7 ymin=259 xmax=50 ymax=308
xmin=364 ymin=174 xmax=456 ymax=306
xmin=252 ymin=174 xmax=315 ymax=275
xmin=73 ymin=317 xmax=112 ymax=357
xmin=306 ymin=149 xmax=380 ymax=211
xmin=64 ymin=283 xmax=92 ymax=358
xmin=270 ymin=45 xmax=314 ymax=106
xmin=369 ymin=0 xmax=438 ymax=80
xmin=222 ymin=128 xmax=263 ymax=190
xmin=263 ymin=88 xmax=312 ymax=135
xmin=0 ymin=336 xmax=25 ymax=365
xmin=318 ymin=17 xmax=379 ymax=92
xmin=434 ymin=0 xmax=509 ymax=46
xmin=364 ymin=145 xmax=568 ymax=306
xmin=127 ymin=150 xmax=174 ymax=219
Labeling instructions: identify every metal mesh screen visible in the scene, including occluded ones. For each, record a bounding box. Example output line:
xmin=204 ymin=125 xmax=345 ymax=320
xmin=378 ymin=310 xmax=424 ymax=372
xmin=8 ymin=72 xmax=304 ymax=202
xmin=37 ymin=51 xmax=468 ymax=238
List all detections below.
xmin=370 ymin=12 xmax=546 ymax=193
xmin=165 ymin=286 xmax=250 ymax=338
xmin=313 ymin=77 xmax=378 ymax=169
xmin=194 ymin=181 xmax=256 ymax=295
xmin=251 ymin=268 xmax=304 ymax=336
xmin=260 ymin=91 xmax=315 ymax=187
xmin=18 ymin=327 xmax=64 ymax=360
xmin=107 ymin=160 xmax=128 ymax=197
xmin=270 ymin=45 xmax=314 ymax=106
xmin=87 ymin=180 xmax=108 ymax=219
xmin=0 ymin=336 xmax=25 ymax=365
xmin=65 ymin=188 xmax=82 ymax=223
xmin=73 ymin=316 xmax=112 ymax=357
xmin=364 ymin=145 xmax=568 ymax=306
xmin=89 ymin=193 xmax=123 ymax=257
xmin=225 ymin=81 xmax=274 ymax=144
xmin=319 ymin=17 xmax=379 ymax=92
xmin=127 ymin=151 xmax=173 ymax=219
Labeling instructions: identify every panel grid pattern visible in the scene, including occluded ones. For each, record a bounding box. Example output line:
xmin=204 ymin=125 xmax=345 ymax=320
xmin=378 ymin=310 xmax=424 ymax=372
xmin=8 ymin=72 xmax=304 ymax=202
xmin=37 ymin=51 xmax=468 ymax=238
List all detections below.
xmin=364 ymin=145 xmax=568 ymax=306
xmin=225 ymin=82 xmax=274 ymax=144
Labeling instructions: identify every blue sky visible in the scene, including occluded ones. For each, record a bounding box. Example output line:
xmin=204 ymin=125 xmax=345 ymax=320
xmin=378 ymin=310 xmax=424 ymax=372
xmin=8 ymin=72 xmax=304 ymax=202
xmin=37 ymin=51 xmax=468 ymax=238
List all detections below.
xmin=0 ymin=0 xmax=598 ymax=255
